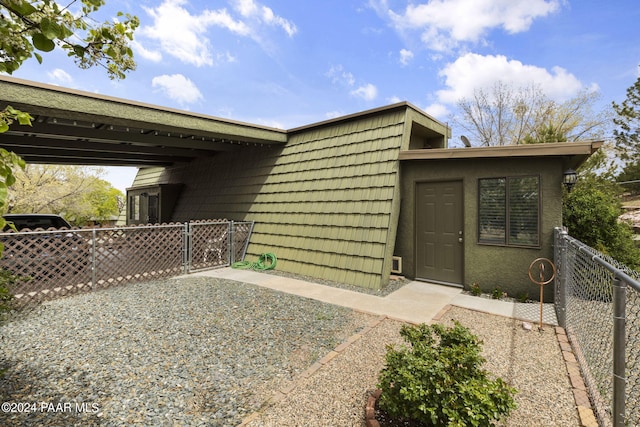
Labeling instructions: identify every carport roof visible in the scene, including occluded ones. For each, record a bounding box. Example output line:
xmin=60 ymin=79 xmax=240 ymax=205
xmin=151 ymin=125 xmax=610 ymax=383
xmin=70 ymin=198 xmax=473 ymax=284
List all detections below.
xmin=0 ymin=76 xmax=287 ymax=167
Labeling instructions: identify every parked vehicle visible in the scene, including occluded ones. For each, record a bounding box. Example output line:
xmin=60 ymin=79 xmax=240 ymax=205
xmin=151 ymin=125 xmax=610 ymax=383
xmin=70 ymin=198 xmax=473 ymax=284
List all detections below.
xmin=3 ymin=214 xmax=73 ymax=231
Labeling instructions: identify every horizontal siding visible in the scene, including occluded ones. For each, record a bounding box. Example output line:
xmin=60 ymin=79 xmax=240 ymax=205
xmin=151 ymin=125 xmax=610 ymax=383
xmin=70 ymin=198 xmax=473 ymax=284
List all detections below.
xmin=129 ymin=167 xmax=167 ymax=187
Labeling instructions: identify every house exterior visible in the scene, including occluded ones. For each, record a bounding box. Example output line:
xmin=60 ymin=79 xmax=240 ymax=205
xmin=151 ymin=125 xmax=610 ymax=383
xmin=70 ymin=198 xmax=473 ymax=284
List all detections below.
xmin=124 ymin=103 xmax=601 ymax=299
xmin=0 ymin=76 xmax=601 ymax=298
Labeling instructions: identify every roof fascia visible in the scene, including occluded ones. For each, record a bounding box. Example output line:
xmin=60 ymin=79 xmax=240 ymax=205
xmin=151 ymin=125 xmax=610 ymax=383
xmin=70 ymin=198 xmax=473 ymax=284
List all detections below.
xmin=0 ymin=75 xmax=287 ymax=145
xmin=399 ymin=141 xmax=603 ymax=161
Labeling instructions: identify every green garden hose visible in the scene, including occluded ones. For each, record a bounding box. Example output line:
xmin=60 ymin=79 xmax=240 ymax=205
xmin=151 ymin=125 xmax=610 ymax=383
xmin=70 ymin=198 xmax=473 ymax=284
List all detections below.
xmin=232 ymin=253 xmax=277 ymax=271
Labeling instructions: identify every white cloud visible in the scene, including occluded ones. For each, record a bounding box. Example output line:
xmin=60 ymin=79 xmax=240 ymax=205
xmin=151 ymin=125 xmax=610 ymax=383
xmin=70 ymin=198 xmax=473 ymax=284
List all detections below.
xmin=435 ymin=53 xmax=583 ymax=105
xmin=47 ymin=69 xmax=73 ymax=84
xmin=140 ymin=0 xmax=248 ymax=67
xmin=233 ymin=0 xmax=297 ymax=37
xmin=399 ymin=49 xmax=414 ymax=66
xmin=326 ymin=65 xmax=356 ymax=86
xmin=325 ymin=111 xmax=344 ymax=120
xmin=151 ymin=74 xmax=203 ymax=105
xmin=130 ymin=40 xmax=162 ymax=63
xmin=351 ymin=83 xmax=378 ymax=101
xmin=423 ymin=103 xmax=450 ymax=120
xmin=381 ymin=0 xmax=562 ymax=52
xmin=138 ymin=0 xmax=295 ymax=67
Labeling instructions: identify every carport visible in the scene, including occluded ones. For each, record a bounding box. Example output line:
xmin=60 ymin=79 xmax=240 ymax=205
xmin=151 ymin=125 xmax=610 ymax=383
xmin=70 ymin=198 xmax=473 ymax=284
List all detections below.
xmin=0 ymin=75 xmax=286 ymax=167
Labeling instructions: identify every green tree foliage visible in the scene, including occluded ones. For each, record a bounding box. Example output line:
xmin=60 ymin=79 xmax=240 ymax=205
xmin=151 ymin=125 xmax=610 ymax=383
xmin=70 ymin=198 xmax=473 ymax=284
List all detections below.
xmin=617 ymin=160 xmax=640 ymax=195
xmin=0 ymin=0 xmax=137 ymax=225
xmin=613 ymin=77 xmax=640 ymax=161
xmin=6 ymin=164 xmax=123 ymax=226
xmin=0 ymin=0 xmax=139 ymax=79
xmin=455 ymin=82 xmax=608 ymax=146
xmin=0 ymin=149 xmax=25 ymax=235
xmin=563 ymin=175 xmax=640 ymax=269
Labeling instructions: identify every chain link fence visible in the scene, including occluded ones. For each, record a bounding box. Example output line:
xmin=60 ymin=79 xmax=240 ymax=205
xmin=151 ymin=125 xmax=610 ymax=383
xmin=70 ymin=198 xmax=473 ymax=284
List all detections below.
xmin=0 ymin=220 xmax=253 ymax=309
xmin=555 ymin=227 xmax=640 ymax=426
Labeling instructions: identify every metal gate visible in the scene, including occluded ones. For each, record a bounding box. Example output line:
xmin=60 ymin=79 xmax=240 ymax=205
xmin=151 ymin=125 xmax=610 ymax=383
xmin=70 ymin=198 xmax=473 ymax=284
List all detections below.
xmin=0 ymin=220 xmax=253 ymax=308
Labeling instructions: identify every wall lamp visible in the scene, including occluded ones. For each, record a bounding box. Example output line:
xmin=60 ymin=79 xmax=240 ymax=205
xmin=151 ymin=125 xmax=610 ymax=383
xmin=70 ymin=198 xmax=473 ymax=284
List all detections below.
xmin=562 ymin=169 xmax=578 ymax=193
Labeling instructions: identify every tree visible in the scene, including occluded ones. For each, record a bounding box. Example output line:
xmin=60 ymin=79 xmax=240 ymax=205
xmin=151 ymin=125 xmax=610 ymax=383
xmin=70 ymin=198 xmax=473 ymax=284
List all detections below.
xmin=0 ymin=0 xmax=139 ymax=79
xmin=563 ymin=174 xmax=640 ymax=270
xmin=617 ymin=160 xmax=640 ymax=195
xmin=455 ymin=82 xmax=609 ymax=146
xmin=6 ymin=165 xmax=123 ymax=225
xmin=0 ymin=0 xmax=138 ymax=234
xmin=613 ymin=77 xmax=640 ymax=161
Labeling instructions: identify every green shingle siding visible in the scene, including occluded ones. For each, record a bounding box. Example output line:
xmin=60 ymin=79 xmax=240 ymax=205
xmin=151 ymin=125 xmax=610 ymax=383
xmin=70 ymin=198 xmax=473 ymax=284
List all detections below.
xmin=133 ymin=105 xmax=442 ymax=290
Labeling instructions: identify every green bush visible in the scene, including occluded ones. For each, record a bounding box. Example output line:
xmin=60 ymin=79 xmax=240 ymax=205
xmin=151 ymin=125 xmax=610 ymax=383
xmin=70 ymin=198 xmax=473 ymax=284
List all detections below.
xmin=491 ymin=287 xmax=507 ymax=300
xmin=0 ymin=271 xmax=15 ymax=314
xmin=563 ymin=176 xmax=640 ymax=270
xmin=377 ymin=322 xmax=516 ymax=426
xmin=469 ymin=282 xmax=482 ymax=296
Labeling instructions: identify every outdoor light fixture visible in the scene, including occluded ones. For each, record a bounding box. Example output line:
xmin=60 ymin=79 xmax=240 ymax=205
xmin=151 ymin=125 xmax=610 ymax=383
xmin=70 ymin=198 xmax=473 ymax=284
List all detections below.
xmin=562 ymin=169 xmax=578 ymax=192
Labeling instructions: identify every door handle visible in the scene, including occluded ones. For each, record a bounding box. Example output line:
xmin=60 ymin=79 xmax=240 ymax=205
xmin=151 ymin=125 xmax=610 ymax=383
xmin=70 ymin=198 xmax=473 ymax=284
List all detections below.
xmin=458 ymin=237 xmax=463 ymax=243
xmin=458 ymin=230 xmax=463 ymax=243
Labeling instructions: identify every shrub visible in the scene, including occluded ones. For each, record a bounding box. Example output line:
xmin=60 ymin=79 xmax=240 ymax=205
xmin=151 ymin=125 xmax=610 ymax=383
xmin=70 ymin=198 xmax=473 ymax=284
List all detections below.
xmin=469 ymin=282 xmax=482 ymax=296
xmin=377 ymin=322 xmax=517 ymax=426
xmin=492 ymin=287 xmax=507 ymax=299
xmin=563 ymin=176 xmax=640 ymax=270
xmin=517 ymin=292 xmax=530 ymax=303
xmin=0 ymin=270 xmax=16 ymax=315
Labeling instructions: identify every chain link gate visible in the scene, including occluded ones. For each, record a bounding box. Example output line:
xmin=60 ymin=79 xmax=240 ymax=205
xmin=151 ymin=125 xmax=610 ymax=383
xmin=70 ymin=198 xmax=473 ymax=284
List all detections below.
xmin=0 ymin=220 xmax=253 ymax=309
xmin=554 ymin=228 xmax=640 ymax=426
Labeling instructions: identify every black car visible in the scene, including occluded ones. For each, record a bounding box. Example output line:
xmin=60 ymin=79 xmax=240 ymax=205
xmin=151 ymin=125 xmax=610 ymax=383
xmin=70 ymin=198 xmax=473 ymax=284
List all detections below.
xmin=3 ymin=214 xmax=73 ymax=231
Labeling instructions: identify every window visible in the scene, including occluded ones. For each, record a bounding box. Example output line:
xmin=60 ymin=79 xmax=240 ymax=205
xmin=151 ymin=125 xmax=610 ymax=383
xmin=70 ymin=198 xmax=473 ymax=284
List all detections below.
xmin=478 ymin=176 xmax=540 ymax=247
xmin=129 ymin=195 xmax=140 ymax=221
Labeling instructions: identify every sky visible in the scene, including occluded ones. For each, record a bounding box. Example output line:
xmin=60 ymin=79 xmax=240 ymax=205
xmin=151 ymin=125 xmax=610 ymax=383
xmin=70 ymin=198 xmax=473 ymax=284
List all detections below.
xmin=6 ymin=0 xmax=640 ymax=193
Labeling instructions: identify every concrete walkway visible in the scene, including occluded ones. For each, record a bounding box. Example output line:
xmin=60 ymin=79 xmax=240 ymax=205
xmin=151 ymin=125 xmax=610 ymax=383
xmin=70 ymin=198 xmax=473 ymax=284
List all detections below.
xmin=189 ymin=267 xmax=558 ymax=326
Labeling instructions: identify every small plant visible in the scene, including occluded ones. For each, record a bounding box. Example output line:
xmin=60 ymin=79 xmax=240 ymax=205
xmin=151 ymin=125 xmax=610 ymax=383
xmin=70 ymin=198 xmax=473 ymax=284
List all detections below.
xmin=517 ymin=292 xmax=530 ymax=303
xmin=0 ymin=270 xmax=17 ymax=315
xmin=377 ymin=322 xmax=517 ymax=426
xmin=469 ymin=282 xmax=482 ymax=296
xmin=492 ymin=286 xmax=507 ymax=299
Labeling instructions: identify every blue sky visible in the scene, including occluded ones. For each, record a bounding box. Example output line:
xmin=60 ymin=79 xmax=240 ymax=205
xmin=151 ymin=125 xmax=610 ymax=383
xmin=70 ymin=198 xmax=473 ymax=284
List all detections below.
xmin=6 ymin=0 xmax=640 ymax=192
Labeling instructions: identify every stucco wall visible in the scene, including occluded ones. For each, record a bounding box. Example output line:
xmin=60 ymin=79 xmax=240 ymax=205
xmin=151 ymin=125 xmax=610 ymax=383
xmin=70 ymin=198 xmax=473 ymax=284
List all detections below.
xmin=396 ymin=156 xmax=564 ymax=301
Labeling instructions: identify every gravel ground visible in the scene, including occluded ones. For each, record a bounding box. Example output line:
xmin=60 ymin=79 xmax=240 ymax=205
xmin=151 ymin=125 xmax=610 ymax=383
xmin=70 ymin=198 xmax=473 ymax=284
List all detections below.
xmin=247 ymin=307 xmax=580 ymax=427
xmin=0 ymin=276 xmax=378 ymax=426
xmin=0 ymin=276 xmax=581 ymax=427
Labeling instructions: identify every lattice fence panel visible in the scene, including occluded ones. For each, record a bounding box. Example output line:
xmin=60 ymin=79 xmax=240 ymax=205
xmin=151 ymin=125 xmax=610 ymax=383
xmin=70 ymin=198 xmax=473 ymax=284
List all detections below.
xmin=232 ymin=221 xmax=253 ymax=263
xmin=0 ymin=220 xmax=253 ymax=309
xmin=0 ymin=228 xmax=93 ymax=307
xmin=189 ymin=221 xmax=231 ymax=271
xmin=92 ymin=224 xmax=185 ymax=289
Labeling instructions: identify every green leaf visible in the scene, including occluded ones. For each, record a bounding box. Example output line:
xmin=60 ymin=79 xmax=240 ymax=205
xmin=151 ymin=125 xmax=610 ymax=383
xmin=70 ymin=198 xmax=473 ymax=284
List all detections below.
xmin=32 ymin=33 xmax=55 ymax=52
xmin=0 ymin=122 xmax=8 ymax=133
xmin=11 ymin=0 xmax=38 ymax=16
xmin=16 ymin=112 xmax=33 ymax=126
xmin=40 ymin=17 xmax=62 ymax=40
xmin=34 ymin=52 xmax=43 ymax=64
xmin=73 ymin=45 xmax=87 ymax=57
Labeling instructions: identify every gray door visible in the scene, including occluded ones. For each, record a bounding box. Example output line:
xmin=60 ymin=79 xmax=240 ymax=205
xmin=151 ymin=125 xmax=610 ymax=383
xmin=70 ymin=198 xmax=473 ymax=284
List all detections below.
xmin=416 ymin=181 xmax=463 ymax=285
xmin=147 ymin=194 xmax=159 ymax=224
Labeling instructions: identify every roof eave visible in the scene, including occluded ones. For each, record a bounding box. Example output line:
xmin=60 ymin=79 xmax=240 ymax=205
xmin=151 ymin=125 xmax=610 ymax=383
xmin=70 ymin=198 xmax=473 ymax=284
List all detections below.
xmin=399 ymin=141 xmax=603 ymax=165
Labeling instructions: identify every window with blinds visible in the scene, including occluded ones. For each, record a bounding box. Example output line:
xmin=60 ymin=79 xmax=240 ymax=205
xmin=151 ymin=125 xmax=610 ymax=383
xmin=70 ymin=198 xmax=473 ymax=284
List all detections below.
xmin=478 ymin=176 xmax=540 ymax=247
